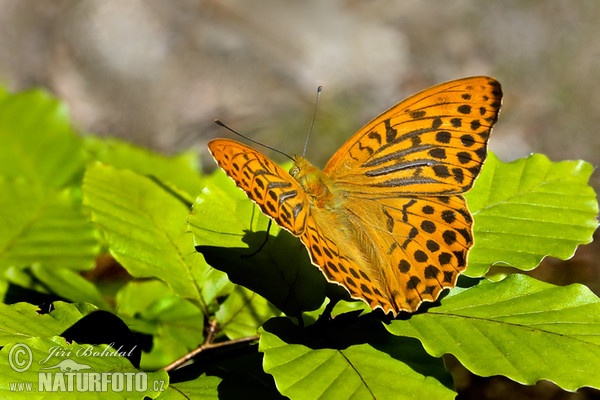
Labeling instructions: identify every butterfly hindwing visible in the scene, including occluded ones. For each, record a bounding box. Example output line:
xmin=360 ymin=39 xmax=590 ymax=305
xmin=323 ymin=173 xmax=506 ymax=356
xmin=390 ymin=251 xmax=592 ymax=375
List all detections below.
xmin=299 ymin=212 xmax=398 ymax=313
xmin=303 ymin=193 xmax=473 ymax=314
xmin=360 ymin=195 xmax=472 ymax=312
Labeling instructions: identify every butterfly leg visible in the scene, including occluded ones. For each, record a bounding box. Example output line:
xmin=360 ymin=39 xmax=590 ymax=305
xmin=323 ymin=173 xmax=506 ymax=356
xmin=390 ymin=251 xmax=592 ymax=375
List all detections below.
xmin=243 ymin=219 xmax=273 ymax=257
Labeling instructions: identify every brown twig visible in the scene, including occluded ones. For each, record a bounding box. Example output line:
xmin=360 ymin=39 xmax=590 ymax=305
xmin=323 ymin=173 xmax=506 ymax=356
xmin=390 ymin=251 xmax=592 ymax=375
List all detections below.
xmin=163 ymin=334 xmax=260 ymax=372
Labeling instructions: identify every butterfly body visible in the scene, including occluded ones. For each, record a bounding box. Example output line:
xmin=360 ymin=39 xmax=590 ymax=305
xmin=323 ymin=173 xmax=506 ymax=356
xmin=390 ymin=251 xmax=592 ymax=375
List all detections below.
xmin=291 ymin=157 xmax=338 ymax=209
xmin=209 ymin=76 xmax=502 ymax=316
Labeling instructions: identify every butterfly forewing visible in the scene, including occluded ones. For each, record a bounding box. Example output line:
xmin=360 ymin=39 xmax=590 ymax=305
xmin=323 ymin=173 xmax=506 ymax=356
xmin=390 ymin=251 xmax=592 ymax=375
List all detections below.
xmin=325 ymin=76 xmax=502 ymax=196
xmin=208 ymin=139 xmax=309 ymax=235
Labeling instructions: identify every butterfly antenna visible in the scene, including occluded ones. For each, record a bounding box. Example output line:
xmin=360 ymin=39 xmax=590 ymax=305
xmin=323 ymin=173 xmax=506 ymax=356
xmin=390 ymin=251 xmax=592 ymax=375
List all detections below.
xmin=302 ymin=85 xmax=323 ymax=157
xmin=214 ymin=119 xmax=294 ymax=162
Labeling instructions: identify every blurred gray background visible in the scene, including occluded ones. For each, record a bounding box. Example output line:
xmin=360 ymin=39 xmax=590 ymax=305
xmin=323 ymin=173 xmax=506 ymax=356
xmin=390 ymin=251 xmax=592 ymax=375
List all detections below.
xmin=1 ymin=1 xmax=598 ymax=175
xmin=1 ymin=2 xmax=598 ymax=398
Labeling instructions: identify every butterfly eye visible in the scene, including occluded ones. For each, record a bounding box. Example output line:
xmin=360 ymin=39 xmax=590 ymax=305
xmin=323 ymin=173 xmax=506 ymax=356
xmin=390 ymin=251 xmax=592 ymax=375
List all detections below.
xmin=289 ymin=165 xmax=300 ymax=177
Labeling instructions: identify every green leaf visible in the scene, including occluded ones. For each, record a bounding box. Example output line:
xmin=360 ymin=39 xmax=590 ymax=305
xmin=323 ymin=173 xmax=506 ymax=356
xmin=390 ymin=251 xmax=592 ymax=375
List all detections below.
xmin=189 ymin=169 xmax=327 ymax=316
xmin=29 ymin=266 xmax=110 ymax=309
xmin=189 ymin=168 xmax=270 ymax=248
xmin=386 ymin=274 xmax=600 ymax=391
xmin=82 ymin=163 xmax=208 ymax=309
xmin=466 ymin=153 xmax=598 ymax=276
xmin=0 ymin=337 xmax=168 ymax=399
xmin=0 ymin=88 xmax=84 ymax=189
xmin=216 ymin=285 xmax=281 ymax=339
xmin=83 ymin=136 xmax=203 ymax=201
xmin=0 ymin=87 xmax=103 ymax=302
xmin=115 ymin=280 xmax=204 ymax=370
xmin=0 ymin=301 xmax=97 ymax=344
xmin=0 ymin=180 xmax=98 ymax=272
xmin=260 ymin=317 xmax=455 ymax=400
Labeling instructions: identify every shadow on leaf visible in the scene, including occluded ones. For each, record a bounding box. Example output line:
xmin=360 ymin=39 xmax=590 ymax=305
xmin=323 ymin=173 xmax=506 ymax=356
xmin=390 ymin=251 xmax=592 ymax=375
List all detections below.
xmin=262 ymin=315 xmax=452 ymax=388
xmin=197 ymin=229 xmax=327 ymax=316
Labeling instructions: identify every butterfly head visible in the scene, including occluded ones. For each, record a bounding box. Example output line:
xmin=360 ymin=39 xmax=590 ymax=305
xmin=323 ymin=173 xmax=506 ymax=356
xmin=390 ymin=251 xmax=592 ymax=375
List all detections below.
xmin=291 ymin=156 xmax=337 ymax=208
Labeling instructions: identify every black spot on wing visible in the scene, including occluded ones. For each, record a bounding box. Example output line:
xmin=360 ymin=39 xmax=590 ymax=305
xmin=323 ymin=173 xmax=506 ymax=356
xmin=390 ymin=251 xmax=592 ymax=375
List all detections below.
xmin=410 ymin=110 xmax=426 ymax=119
xmin=384 ymin=119 xmax=397 ymax=143
xmin=458 ymin=105 xmax=471 ymax=114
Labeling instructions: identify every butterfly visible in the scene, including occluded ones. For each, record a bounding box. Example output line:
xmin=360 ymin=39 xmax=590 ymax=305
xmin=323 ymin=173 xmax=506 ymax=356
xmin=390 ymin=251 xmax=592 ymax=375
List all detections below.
xmin=208 ymin=76 xmax=502 ymax=316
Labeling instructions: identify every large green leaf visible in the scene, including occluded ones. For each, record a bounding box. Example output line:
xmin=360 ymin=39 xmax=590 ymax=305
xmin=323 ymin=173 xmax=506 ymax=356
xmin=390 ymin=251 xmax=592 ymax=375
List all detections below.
xmin=466 ymin=153 xmax=598 ymax=276
xmin=115 ymin=280 xmax=205 ymax=370
xmin=189 ymin=169 xmax=327 ymax=316
xmin=83 ymin=136 xmax=203 ymax=201
xmin=0 ymin=88 xmax=84 ymax=189
xmin=0 ymin=179 xmax=98 ymax=272
xmin=0 ymin=87 xmax=103 ymax=301
xmin=386 ymin=274 xmax=600 ymax=391
xmin=259 ymin=317 xmax=454 ymax=400
xmin=82 ymin=163 xmax=210 ymax=309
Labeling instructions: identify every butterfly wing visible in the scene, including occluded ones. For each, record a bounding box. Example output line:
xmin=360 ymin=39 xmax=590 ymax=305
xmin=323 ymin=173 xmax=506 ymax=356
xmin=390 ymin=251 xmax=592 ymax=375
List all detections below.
xmin=305 ymin=194 xmax=474 ymax=313
xmin=324 ymin=76 xmax=502 ymax=196
xmin=304 ymin=76 xmax=502 ymax=314
xmin=209 ymin=77 xmax=502 ymax=315
xmin=208 ymin=139 xmax=309 ymax=235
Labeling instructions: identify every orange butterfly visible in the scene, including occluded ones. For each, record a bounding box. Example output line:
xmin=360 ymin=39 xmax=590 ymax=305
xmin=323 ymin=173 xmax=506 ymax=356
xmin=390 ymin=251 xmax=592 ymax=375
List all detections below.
xmin=208 ymin=76 xmax=502 ymax=316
